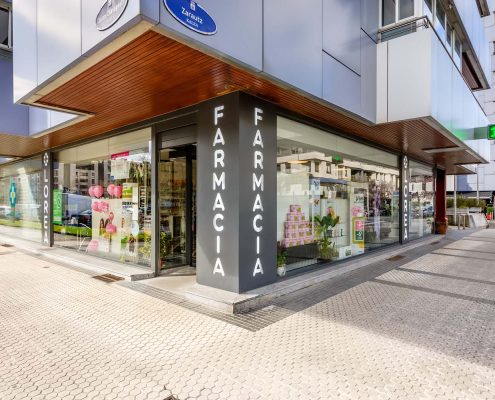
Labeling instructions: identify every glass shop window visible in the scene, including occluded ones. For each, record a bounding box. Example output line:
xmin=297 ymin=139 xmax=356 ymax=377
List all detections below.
xmin=277 ymin=117 xmax=400 ymax=275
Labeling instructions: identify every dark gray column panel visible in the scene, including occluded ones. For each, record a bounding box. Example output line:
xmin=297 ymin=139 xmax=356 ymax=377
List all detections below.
xmin=400 ymin=155 xmax=411 ymax=244
xmin=238 ymin=93 xmax=277 ymax=292
xmin=196 ymin=92 xmax=277 ymax=293
xmin=197 ymin=93 xmax=241 ymax=292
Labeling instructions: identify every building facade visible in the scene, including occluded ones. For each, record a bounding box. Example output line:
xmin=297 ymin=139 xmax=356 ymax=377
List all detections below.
xmin=0 ymin=0 xmax=491 ymax=293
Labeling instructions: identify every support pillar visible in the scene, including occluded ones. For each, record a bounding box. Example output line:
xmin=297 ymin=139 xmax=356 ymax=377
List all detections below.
xmin=196 ymin=92 xmax=277 ymax=293
xmin=435 ymin=168 xmax=448 ymax=234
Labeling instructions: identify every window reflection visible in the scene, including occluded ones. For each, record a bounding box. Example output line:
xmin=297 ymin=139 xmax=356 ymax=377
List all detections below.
xmin=53 ymin=129 xmax=152 ymax=267
xmin=277 ymin=118 xmax=400 ymax=273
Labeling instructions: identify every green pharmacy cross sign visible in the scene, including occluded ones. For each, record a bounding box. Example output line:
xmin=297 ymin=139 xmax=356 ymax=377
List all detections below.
xmin=9 ymin=182 xmax=17 ymax=208
xmin=489 ymin=125 xmax=495 ymax=140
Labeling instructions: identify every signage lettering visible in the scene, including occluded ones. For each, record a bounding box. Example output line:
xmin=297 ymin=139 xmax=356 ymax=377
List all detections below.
xmin=212 ymin=106 xmax=226 ymax=276
xmin=96 ymin=0 xmax=128 ymax=31
xmin=252 ymin=108 xmax=264 ymax=277
xmin=402 ymin=156 xmax=409 ymax=241
xmin=42 ymin=152 xmax=51 ymax=246
xmin=164 ymin=0 xmax=217 ymax=35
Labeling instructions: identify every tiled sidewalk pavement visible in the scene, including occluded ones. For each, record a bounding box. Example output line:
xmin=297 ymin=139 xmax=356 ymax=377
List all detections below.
xmin=1 ymin=228 xmax=495 ymax=399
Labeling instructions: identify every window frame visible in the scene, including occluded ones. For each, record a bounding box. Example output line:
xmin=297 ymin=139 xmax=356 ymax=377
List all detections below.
xmin=380 ymin=0 xmax=417 ymax=29
xmin=0 ymin=2 xmax=12 ymax=51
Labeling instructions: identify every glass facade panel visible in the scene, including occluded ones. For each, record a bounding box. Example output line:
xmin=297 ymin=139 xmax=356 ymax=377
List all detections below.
xmin=53 ymin=129 xmax=152 ymax=267
xmin=277 ymin=118 xmax=400 ymax=273
xmin=409 ymin=161 xmax=435 ymax=239
xmin=399 ymin=0 xmax=414 ymax=20
xmin=382 ymin=0 xmax=396 ymax=26
xmin=0 ymin=6 xmax=9 ymax=47
xmin=0 ymin=158 xmax=42 ymax=242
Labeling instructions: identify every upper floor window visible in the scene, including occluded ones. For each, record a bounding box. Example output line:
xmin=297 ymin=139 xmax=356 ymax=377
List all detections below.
xmin=382 ymin=0 xmax=415 ymax=26
xmin=0 ymin=4 xmax=11 ymax=50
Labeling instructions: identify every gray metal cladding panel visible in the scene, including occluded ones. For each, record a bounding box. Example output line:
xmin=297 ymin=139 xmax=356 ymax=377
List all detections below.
xmin=237 ymin=93 xmax=277 ymax=293
xmin=196 ymin=93 xmax=241 ymax=293
xmin=159 ymin=0 xmax=262 ymax=70
xmin=82 ymin=0 xmax=142 ymax=54
xmin=37 ymin=0 xmax=82 ymax=85
xmin=360 ymin=30 xmax=377 ymax=123
xmin=263 ymin=0 xmax=323 ymax=97
xmin=322 ymin=52 xmax=361 ymax=115
xmin=0 ymin=59 xmax=29 ymax=135
xmin=323 ymin=0 xmax=361 ymax=75
xmin=361 ymin=0 xmax=379 ymax=39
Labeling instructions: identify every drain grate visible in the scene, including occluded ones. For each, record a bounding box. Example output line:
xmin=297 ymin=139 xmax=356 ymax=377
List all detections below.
xmin=430 ymin=240 xmax=441 ymax=245
xmin=92 ymin=274 xmax=124 ymax=283
xmin=387 ymin=255 xmax=405 ymax=261
xmin=1 ymin=244 xmax=14 ymax=248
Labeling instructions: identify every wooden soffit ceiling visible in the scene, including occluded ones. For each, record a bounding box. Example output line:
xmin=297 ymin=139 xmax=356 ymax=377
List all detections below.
xmin=1 ymin=30 xmax=483 ymax=175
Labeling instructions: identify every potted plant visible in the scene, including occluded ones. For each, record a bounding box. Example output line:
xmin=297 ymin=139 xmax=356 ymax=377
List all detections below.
xmin=277 ymin=251 xmax=287 ymax=277
xmin=314 ymin=208 xmax=340 ymax=260
xmin=139 ymin=233 xmax=152 ymax=262
xmin=159 ymin=231 xmax=173 ymax=267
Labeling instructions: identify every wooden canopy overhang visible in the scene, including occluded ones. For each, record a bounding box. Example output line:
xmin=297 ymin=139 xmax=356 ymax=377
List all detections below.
xmin=0 ymin=30 xmax=484 ymax=174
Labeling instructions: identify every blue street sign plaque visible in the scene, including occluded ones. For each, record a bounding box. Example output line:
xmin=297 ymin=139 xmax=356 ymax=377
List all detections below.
xmin=164 ymin=0 xmax=217 ymax=35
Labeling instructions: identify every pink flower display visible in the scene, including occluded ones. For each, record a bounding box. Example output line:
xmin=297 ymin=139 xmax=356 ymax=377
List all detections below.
xmin=91 ymin=201 xmax=101 ymax=212
xmin=93 ymin=185 xmax=104 ymax=198
xmin=99 ymin=201 xmax=109 ymax=213
xmin=105 ymin=223 xmax=117 ymax=234
xmin=113 ymin=186 xmax=123 ymax=198
xmin=88 ymin=186 xmax=95 ymax=197
xmin=108 ymin=211 xmax=114 ymax=222
xmin=107 ymin=184 xmax=115 ymax=197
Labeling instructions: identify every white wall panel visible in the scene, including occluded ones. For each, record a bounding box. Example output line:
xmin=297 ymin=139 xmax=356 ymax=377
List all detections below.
xmin=322 ymin=53 xmax=360 ymax=115
xmin=387 ymin=30 xmax=431 ymax=121
xmin=13 ymin=0 xmax=38 ymax=102
xmin=360 ymin=31 xmax=377 ymax=122
xmin=37 ymin=0 xmax=82 ymax=85
xmin=263 ymin=0 xmax=322 ymax=97
xmin=431 ymin=35 xmax=453 ymax=132
xmin=160 ymin=0 xmax=262 ymax=70
xmin=323 ymin=0 xmax=361 ymax=75
xmin=82 ymin=0 xmax=142 ymax=54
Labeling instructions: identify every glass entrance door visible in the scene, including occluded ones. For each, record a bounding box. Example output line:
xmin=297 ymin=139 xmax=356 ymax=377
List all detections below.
xmin=158 ymin=144 xmax=196 ymax=268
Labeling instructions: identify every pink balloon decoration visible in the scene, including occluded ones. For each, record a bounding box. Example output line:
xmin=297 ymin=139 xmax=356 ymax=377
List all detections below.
xmin=91 ymin=201 xmax=101 ymax=212
xmin=107 ymin=184 xmax=115 ymax=197
xmin=87 ymin=240 xmax=99 ymax=252
xmin=113 ymin=186 xmax=123 ymax=198
xmin=88 ymin=186 xmax=95 ymax=198
xmin=105 ymin=223 xmax=117 ymax=234
xmin=108 ymin=211 xmax=114 ymax=222
xmin=93 ymin=185 xmax=104 ymax=199
xmin=99 ymin=202 xmax=109 ymax=213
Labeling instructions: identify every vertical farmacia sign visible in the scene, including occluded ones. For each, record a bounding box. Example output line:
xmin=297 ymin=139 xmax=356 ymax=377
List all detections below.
xmin=41 ymin=152 xmax=53 ymax=246
xmin=402 ymin=155 xmax=410 ymax=242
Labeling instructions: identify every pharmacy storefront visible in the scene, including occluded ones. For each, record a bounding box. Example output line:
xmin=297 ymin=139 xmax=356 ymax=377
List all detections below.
xmin=0 ymin=92 xmax=436 ymax=293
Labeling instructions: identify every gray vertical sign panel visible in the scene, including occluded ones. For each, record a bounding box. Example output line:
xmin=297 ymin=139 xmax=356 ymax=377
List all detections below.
xmin=400 ymin=155 xmax=410 ymax=243
xmin=238 ymin=93 xmax=277 ymax=292
xmin=197 ymin=93 xmax=241 ymax=292
xmin=196 ymin=92 xmax=277 ymax=293
xmin=41 ymin=151 xmax=53 ymax=247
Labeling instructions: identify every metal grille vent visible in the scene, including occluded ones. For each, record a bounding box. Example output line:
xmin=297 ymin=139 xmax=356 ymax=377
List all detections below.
xmin=92 ymin=274 xmax=124 ymax=283
xmin=387 ymin=255 xmax=405 ymax=261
